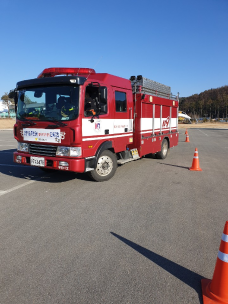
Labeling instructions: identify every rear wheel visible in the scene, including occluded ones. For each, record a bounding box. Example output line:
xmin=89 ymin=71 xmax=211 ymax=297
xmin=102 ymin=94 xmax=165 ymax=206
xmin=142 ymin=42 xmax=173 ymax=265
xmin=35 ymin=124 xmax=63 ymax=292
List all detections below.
xmin=88 ymin=150 xmax=117 ymax=182
xmin=157 ymin=139 xmax=169 ymax=159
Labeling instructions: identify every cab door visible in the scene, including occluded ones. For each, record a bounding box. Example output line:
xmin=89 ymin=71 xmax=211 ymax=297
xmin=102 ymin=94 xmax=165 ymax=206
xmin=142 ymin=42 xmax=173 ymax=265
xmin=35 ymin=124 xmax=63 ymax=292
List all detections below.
xmin=82 ymin=83 xmax=111 ymax=156
xmin=113 ymin=89 xmax=133 ymax=132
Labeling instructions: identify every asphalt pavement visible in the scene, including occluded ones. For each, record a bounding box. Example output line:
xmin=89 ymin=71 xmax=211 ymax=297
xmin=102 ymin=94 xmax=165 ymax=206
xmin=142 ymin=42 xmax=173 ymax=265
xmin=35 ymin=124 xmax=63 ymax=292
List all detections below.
xmin=0 ymin=128 xmax=228 ymax=304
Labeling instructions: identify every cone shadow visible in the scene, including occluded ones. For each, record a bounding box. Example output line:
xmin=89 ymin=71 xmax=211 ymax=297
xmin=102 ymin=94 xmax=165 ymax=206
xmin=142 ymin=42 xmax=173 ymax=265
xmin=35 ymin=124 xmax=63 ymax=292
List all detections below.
xmin=158 ymin=163 xmax=189 ymax=170
xmin=111 ymin=232 xmax=203 ymax=303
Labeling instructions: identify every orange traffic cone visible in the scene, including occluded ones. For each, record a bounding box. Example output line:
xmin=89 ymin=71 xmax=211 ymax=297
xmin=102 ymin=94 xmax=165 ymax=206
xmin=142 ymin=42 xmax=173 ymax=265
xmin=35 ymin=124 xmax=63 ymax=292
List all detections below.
xmin=185 ymin=134 xmax=190 ymax=142
xmin=185 ymin=129 xmax=188 ymax=135
xmin=201 ymin=221 xmax=228 ymax=303
xmin=189 ymin=148 xmax=202 ymax=171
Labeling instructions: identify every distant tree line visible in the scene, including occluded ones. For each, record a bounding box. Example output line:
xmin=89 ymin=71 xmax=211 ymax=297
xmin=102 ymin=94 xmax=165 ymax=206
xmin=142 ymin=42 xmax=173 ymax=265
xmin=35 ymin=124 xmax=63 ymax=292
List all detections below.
xmin=179 ymin=85 xmax=228 ymax=119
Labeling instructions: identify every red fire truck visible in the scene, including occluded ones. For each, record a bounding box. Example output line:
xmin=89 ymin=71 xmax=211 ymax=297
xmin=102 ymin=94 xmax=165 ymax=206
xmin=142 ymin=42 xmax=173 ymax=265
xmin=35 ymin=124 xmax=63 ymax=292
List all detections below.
xmin=11 ymin=67 xmax=179 ymax=181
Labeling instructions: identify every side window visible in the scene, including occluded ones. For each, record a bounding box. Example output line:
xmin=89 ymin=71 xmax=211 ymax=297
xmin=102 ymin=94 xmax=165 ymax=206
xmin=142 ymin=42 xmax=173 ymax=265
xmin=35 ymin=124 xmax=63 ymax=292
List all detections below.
xmin=115 ymin=91 xmax=127 ymax=112
xmin=84 ymin=86 xmax=108 ymax=117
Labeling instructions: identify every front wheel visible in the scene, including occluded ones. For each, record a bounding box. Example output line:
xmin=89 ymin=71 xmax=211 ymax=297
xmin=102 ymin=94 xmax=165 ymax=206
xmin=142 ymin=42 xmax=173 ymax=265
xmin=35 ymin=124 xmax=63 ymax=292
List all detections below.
xmin=157 ymin=139 xmax=169 ymax=159
xmin=88 ymin=150 xmax=117 ymax=182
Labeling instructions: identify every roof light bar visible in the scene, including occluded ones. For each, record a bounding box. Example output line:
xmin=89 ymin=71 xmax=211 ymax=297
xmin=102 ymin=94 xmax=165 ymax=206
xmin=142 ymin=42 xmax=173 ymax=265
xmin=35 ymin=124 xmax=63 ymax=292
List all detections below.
xmin=37 ymin=67 xmax=96 ymax=78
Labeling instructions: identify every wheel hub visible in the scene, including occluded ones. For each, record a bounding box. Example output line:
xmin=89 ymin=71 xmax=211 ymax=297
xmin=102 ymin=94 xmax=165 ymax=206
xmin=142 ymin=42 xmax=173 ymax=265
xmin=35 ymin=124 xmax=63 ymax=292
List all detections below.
xmin=96 ymin=156 xmax=113 ymax=176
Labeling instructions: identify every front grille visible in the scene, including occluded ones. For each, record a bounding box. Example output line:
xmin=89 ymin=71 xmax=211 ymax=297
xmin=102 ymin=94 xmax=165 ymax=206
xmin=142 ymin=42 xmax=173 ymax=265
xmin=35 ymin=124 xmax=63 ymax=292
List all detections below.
xmin=29 ymin=144 xmax=57 ymax=157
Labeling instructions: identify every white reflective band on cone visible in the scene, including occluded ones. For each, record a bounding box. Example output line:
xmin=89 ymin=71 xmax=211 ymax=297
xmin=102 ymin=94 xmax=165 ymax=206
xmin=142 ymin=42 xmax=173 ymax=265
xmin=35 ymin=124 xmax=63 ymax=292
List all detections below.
xmin=222 ymin=233 xmax=228 ymax=242
xmin=218 ymin=250 xmax=228 ymax=263
xmin=193 ymin=157 xmax=199 ymax=159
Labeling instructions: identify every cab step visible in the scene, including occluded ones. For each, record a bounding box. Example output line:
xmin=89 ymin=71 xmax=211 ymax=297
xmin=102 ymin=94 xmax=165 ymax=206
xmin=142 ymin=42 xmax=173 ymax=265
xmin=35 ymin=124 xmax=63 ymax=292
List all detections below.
xmin=117 ymin=157 xmax=139 ymax=165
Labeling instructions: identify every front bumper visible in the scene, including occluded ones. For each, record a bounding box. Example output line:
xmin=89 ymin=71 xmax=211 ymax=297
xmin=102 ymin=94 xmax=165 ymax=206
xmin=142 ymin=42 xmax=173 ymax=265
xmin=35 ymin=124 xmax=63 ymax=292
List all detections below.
xmin=13 ymin=152 xmax=85 ymax=173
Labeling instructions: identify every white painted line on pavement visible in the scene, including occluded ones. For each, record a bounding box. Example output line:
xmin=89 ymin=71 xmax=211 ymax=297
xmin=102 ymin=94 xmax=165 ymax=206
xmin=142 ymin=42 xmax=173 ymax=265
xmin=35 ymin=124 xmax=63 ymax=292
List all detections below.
xmin=197 ymin=129 xmax=209 ymax=136
xmin=0 ymin=180 xmax=35 ymax=196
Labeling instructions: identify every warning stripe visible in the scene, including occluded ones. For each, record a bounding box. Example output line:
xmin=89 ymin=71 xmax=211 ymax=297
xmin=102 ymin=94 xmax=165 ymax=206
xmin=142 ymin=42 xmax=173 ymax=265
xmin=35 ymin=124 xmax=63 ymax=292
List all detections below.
xmin=82 ymin=133 xmax=133 ymax=141
xmin=222 ymin=233 xmax=228 ymax=242
xmin=218 ymin=250 xmax=228 ymax=263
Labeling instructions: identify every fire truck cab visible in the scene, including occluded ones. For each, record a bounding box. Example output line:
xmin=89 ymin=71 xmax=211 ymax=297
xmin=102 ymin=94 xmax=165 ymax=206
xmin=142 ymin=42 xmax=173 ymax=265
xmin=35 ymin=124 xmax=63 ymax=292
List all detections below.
xmin=11 ymin=67 xmax=179 ymax=181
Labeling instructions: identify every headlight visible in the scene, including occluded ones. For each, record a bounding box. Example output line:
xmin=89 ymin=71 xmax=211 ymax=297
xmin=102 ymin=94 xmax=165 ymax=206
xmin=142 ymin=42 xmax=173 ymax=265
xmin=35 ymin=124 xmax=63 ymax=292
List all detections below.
xmin=56 ymin=146 xmax=70 ymax=156
xmin=56 ymin=146 xmax=81 ymax=157
xmin=69 ymin=147 xmax=82 ymax=157
xmin=17 ymin=142 xmax=29 ymax=152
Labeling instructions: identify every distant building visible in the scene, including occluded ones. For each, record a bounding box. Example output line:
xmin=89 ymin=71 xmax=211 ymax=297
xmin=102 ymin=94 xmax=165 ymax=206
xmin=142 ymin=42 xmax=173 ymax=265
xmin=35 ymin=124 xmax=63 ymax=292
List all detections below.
xmin=0 ymin=101 xmax=8 ymax=113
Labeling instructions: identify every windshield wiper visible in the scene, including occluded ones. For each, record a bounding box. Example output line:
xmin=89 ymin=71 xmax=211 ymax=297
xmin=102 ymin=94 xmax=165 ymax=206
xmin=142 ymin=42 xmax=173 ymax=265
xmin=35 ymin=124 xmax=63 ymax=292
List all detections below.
xmin=19 ymin=118 xmax=37 ymax=127
xmin=47 ymin=119 xmax=67 ymax=127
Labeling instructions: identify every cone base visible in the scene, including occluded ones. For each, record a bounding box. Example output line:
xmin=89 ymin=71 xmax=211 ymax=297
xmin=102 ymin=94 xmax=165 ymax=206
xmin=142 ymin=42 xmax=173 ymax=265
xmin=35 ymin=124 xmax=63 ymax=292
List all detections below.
xmin=201 ymin=278 xmax=228 ymax=304
xmin=189 ymin=167 xmax=202 ymax=171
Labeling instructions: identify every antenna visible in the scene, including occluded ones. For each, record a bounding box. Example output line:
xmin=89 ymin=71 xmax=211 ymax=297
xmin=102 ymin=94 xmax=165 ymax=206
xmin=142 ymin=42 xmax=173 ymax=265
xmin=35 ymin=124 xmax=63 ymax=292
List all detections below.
xmin=86 ymin=56 xmax=103 ymax=80
xmin=76 ymin=64 xmax=81 ymax=76
xmin=93 ymin=56 xmax=103 ymax=69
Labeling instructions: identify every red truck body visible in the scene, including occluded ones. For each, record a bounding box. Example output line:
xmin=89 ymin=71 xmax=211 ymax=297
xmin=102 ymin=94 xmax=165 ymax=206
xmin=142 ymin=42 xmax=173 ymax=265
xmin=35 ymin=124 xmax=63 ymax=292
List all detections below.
xmin=12 ymin=68 xmax=179 ymax=181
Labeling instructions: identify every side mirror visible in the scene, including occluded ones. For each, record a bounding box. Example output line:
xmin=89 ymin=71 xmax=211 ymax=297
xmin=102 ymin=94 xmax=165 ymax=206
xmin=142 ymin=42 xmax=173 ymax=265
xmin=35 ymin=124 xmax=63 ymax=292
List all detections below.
xmin=12 ymin=90 xmax=18 ymax=113
xmin=34 ymin=91 xmax=43 ymax=98
xmin=8 ymin=89 xmax=18 ymax=113
xmin=8 ymin=89 xmax=15 ymax=99
xmin=100 ymin=87 xmax=107 ymax=100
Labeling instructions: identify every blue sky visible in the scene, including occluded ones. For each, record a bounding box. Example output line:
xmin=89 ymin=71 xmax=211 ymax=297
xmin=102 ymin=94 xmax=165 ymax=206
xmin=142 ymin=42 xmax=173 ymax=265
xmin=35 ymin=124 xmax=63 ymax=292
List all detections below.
xmin=0 ymin=0 xmax=227 ymax=98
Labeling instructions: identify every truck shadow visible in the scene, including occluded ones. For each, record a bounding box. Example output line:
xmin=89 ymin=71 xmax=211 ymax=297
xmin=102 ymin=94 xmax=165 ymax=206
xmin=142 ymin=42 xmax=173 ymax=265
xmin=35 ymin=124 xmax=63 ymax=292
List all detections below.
xmin=0 ymin=149 xmax=92 ymax=183
xmin=110 ymin=232 xmax=203 ymax=304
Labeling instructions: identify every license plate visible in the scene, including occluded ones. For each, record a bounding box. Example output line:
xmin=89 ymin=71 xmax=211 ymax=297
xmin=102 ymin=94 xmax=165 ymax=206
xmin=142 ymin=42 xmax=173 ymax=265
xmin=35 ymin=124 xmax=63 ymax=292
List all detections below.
xmin=30 ymin=156 xmax=45 ymax=167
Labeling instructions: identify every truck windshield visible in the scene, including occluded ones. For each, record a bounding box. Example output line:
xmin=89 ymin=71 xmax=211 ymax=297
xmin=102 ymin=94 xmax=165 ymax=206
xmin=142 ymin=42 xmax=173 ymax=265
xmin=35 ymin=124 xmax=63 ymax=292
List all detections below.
xmin=16 ymin=86 xmax=79 ymax=121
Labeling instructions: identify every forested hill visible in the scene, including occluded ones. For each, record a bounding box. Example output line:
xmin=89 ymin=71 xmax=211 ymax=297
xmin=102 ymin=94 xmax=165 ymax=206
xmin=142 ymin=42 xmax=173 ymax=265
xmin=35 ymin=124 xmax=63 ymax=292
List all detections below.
xmin=179 ymin=85 xmax=228 ymax=119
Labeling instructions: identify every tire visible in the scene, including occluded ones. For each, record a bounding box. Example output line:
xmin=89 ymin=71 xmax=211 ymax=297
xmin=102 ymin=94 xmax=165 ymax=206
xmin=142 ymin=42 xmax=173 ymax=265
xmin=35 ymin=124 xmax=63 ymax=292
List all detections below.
xmin=88 ymin=150 xmax=117 ymax=182
xmin=157 ymin=139 xmax=169 ymax=159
